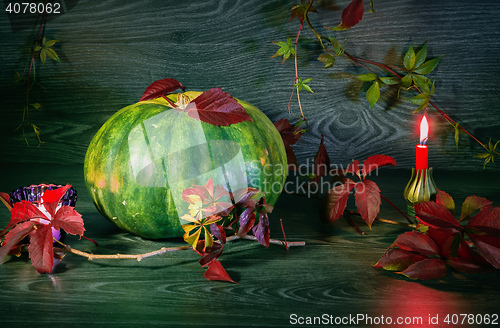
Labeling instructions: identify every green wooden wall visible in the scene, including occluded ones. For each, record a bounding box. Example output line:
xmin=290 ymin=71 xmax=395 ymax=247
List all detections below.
xmin=1 ymin=0 xmax=499 ymax=171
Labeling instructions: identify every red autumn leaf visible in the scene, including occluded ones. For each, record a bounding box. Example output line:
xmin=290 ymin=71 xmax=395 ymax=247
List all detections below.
xmin=467 ymin=206 xmax=500 ymax=237
xmin=354 ymin=179 xmax=381 ymax=229
xmin=448 ymin=257 xmax=493 ymax=274
xmin=425 ymin=227 xmax=460 ymax=258
xmin=393 ymin=231 xmax=440 ymax=256
xmin=361 ymin=154 xmax=396 ymax=179
xmin=196 ymin=242 xmax=224 ymax=267
xmin=41 ymin=184 xmax=71 ymax=216
xmin=461 ymin=195 xmax=493 ymax=221
xmin=0 ymin=191 xmax=12 ymax=210
xmin=436 ymin=189 xmax=455 ymax=215
xmin=7 ymin=201 xmax=46 ymax=229
xmin=321 ymin=178 xmax=356 ymax=223
xmin=140 ymin=78 xmax=186 ymax=101
xmin=238 ymin=208 xmax=256 ymax=235
xmin=204 ymin=260 xmax=237 ymax=283
xmin=0 ymin=221 xmax=38 ymax=265
xmin=210 ymin=223 xmax=226 ymax=245
xmin=333 ymin=0 xmax=364 ymax=31
xmin=373 ymin=248 xmax=427 ymax=271
xmin=415 ymin=201 xmax=461 ymax=229
xmin=398 ymin=258 xmax=447 ymax=280
xmin=52 ymin=206 xmax=85 ymax=236
xmin=28 ymin=224 xmax=54 ymax=273
xmin=345 ymin=159 xmax=360 ymax=180
xmin=188 ymin=88 xmax=253 ymax=126
xmin=252 ymin=212 xmax=270 ymax=248
xmin=274 ymin=118 xmax=303 ymax=166
xmin=467 ymin=234 xmax=500 ymax=269
xmin=312 ymin=134 xmax=330 ymax=183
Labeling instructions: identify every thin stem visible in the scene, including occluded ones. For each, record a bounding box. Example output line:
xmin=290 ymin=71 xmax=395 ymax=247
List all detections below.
xmin=344 ymin=212 xmax=366 ymax=235
xmin=380 ymin=194 xmax=413 ymax=224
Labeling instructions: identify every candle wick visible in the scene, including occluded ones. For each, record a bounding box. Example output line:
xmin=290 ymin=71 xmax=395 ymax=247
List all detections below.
xmin=420 ymin=137 xmax=428 ymax=145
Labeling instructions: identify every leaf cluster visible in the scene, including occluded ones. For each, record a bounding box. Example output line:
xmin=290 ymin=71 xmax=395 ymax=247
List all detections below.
xmin=375 ymin=190 xmax=498 ymax=280
xmin=140 ymin=78 xmax=253 ymax=127
xmin=0 ymin=185 xmax=85 ymax=273
xmin=181 ymin=179 xmax=273 ymax=283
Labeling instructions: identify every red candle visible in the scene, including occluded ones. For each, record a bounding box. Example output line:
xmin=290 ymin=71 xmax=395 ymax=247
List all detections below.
xmin=415 ymin=116 xmax=428 ymax=170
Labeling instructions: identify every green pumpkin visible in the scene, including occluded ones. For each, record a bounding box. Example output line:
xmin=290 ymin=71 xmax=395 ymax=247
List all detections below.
xmin=83 ymin=91 xmax=287 ymax=239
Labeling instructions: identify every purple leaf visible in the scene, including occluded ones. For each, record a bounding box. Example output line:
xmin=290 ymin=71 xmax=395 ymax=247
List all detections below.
xmin=140 ymin=78 xmax=186 ymax=101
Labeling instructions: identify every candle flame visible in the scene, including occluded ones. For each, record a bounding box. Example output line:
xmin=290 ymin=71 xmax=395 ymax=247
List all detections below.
xmin=420 ymin=115 xmax=428 ymax=145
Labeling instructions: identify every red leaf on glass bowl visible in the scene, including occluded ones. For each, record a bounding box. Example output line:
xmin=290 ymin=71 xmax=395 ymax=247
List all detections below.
xmin=188 ymin=88 xmax=253 ymax=126
xmin=140 ymin=78 xmax=186 ymax=101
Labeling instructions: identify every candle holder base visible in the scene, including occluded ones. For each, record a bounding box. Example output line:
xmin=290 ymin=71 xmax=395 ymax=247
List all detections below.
xmin=403 ymin=168 xmax=438 ymax=221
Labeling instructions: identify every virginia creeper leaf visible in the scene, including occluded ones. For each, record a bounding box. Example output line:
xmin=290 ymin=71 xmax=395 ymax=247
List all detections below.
xmin=425 ymin=227 xmax=460 ymax=258
xmin=28 ymin=224 xmax=54 ymax=273
xmin=274 ymin=118 xmax=303 ymax=166
xmin=461 ymin=195 xmax=493 ymax=221
xmin=413 ymin=56 xmax=443 ymax=75
xmin=468 ymin=206 xmax=500 ymax=236
xmin=366 ymin=81 xmax=380 ymax=109
xmin=356 ymin=73 xmax=377 ymax=81
xmin=289 ymin=2 xmax=317 ymax=24
xmin=271 ymin=38 xmax=295 ymax=64
xmin=210 ymin=224 xmax=226 ymax=245
xmin=52 ymin=206 xmax=85 ymax=236
xmin=354 ymin=179 xmax=381 ymax=229
xmin=8 ymin=201 xmax=46 ymax=230
xmin=414 ymin=41 xmax=428 ymax=69
xmin=436 ymin=189 xmax=455 ymax=215
xmin=331 ymin=0 xmax=364 ymax=31
xmin=312 ymin=134 xmax=330 ymax=183
xmin=403 ymin=44 xmax=416 ymax=71
xmin=392 ymin=231 xmax=440 ymax=256
xmin=467 ymin=234 xmax=500 ymax=269
xmin=204 ymin=260 xmax=237 ymax=283
xmin=42 ymin=184 xmax=72 ymax=216
xmin=140 ymin=78 xmax=186 ymax=101
xmin=374 ymin=248 xmax=427 ymax=271
xmin=318 ymin=54 xmax=335 ymax=68
xmin=361 ymin=154 xmax=397 ymax=178
xmin=238 ymin=208 xmax=256 ymax=235
xmin=189 ymin=88 xmax=253 ymax=126
xmin=321 ymin=178 xmax=356 ymax=223
xmin=252 ymin=212 xmax=270 ymax=248
xmin=379 ymin=77 xmax=399 ymax=85
xmin=448 ymin=257 xmax=493 ymax=274
xmin=415 ymin=201 xmax=461 ymax=229
xmin=0 ymin=221 xmax=38 ymax=265
xmin=398 ymin=258 xmax=447 ymax=280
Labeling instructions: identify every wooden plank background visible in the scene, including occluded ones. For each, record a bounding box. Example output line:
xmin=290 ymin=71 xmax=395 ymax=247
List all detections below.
xmin=0 ymin=0 xmax=499 ymax=171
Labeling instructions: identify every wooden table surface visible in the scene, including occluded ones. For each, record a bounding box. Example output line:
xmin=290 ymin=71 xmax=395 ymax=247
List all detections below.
xmin=0 ymin=163 xmax=499 ymax=327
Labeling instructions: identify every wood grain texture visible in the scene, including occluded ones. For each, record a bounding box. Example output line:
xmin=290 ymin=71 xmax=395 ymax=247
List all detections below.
xmin=0 ymin=0 xmax=499 ymax=171
xmin=0 ymin=164 xmax=499 ymax=327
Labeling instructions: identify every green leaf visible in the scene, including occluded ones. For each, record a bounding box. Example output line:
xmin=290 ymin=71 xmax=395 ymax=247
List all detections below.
xmin=366 ymin=81 xmax=380 ymax=109
xmin=408 ymin=93 xmax=429 ymax=105
xmin=474 ymin=139 xmax=498 ymax=169
xmin=451 ymin=122 xmax=466 ymax=150
xmin=357 ymin=73 xmax=377 ymax=81
xmin=271 ymin=37 xmax=295 ymax=64
xmin=44 ymin=48 xmax=61 ymax=62
xmin=379 ymin=76 xmax=399 ymax=85
xmin=412 ymin=100 xmax=429 ymax=114
xmin=318 ymin=54 xmax=335 ymax=68
xmin=412 ymin=74 xmax=431 ymax=94
xmin=413 ymin=56 xmax=443 ymax=75
xmin=30 ymin=103 xmax=42 ymax=110
xmin=401 ymin=74 xmax=413 ymax=88
xmin=13 ymin=70 xmax=22 ymax=83
xmin=414 ymin=41 xmax=428 ymax=69
xmin=403 ymin=44 xmax=416 ymax=71
xmin=329 ymin=37 xmax=345 ymax=56
xmin=40 ymin=49 xmax=47 ymax=65
xmin=34 ymin=46 xmax=42 ymax=52
xmin=368 ymin=0 xmax=375 ymax=12
xmin=44 ymin=39 xmax=59 ymax=47
xmin=294 ymin=77 xmax=314 ymax=94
